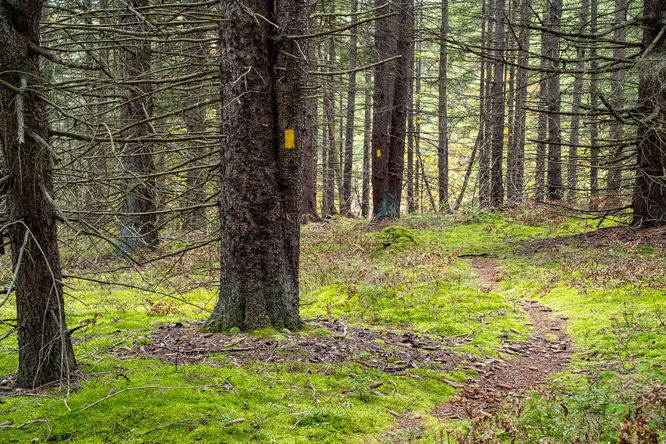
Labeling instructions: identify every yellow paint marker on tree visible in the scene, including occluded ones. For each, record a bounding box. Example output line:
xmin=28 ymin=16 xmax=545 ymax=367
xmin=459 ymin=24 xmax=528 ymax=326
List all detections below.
xmin=376 ymin=149 xmax=381 ymax=157
xmin=285 ymin=129 xmax=295 ymax=149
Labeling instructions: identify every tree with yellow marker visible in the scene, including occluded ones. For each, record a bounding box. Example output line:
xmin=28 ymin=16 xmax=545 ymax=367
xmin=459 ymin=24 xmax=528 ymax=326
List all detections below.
xmin=205 ymin=0 xmax=307 ymax=332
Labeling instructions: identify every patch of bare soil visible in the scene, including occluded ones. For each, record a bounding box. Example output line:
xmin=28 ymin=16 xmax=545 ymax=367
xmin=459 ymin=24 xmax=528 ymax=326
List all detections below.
xmin=116 ymin=317 xmax=468 ymax=374
xmin=517 ymin=225 xmax=666 ymax=257
xmin=435 ymin=259 xmax=573 ymax=420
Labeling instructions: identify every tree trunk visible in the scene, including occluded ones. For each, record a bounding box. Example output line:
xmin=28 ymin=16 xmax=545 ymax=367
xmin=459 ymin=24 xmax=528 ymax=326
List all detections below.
xmin=361 ymin=73 xmax=372 ymax=218
xmin=380 ymin=0 xmax=412 ymax=219
xmin=607 ymin=0 xmax=627 ymax=202
xmin=322 ymin=12 xmax=338 ymax=217
xmin=414 ymin=5 xmax=423 ymax=212
xmin=507 ymin=0 xmax=531 ymax=204
xmin=407 ymin=102 xmax=415 ymax=213
xmin=479 ymin=0 xmax=492 ymax=209
xmin=206 ymin=0 xmax=306 ymax=331
xmin=490 ymin=0 xmax=505 ymax=207
xmin=567 ymin=0 xmax=587 ymax=203
xmin=535 ymin=22 xmax=548 ymax=203
xmin=546 ymin=0 xmax=563 ymax=201
xmin=371 ymin=0 xmax=410 ymax=220
xmin=632 ymin=0 xmax=666 ymax=227
xmin=0 ymin=0 xmax=76 ymax=388
xmin=181 ymin=0 xmax=209 ymax=230
xmin=341 ymin=0 xmax=359 ymax=216
xmin=589 ymin=0 xmax=600 ymax=205
xmin=118 ymin=0 xmax=158 ymax=253
xmin=438 ymin=0 xmax=450 ymax=212
xmin=300 ymin=1 xmax=320 ymax=222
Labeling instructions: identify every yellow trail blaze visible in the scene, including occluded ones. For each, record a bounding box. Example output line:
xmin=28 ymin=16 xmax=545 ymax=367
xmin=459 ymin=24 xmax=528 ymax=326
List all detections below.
xmin=285 ymin=129 xmax=295 ymax=149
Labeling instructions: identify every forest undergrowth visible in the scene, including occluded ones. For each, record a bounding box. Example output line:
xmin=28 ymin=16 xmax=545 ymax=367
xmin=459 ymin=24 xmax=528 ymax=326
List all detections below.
xmin=0 ymin=208 xmax=664 ymax=443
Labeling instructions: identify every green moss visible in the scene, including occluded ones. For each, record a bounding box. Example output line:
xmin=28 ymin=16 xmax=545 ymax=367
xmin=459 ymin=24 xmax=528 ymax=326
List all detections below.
xmin=2 ymin=212 xmax=661 ymax=442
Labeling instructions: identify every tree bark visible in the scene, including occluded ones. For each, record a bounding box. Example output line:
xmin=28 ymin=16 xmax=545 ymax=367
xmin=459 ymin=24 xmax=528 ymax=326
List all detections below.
xmin=205 ymin=0 xmax=306 ymax=331
xmin=361 ymin=73 xmax=372 ymax=218
xmin=322 ymin=10 xmax=338 ymax=217
xmin=535 ymin=20 xmax=548 ymax=203
xmin=567 ymin=0 xmax=587 ymax=203
xmin=607 ymin=0 xmax=627 ymax=202
xmin=371 ymin=0 xmax=412 ymax=221
xmin=438 ymin=0 xmax=450 ymax=211
xmin=507 ymin=0 xmax=530 ymax=204
xmin=300 ymin=1 xmax=320 ymax=222
xmin=181 ymin=0 xmax=209 ymax=230
xmin=546 ymin=0 xmax=563 ymax=201
xmin=341 ymin=0 xmax=359 ymax=216
xmin=478 ymin=0 xmax=492 ymax=209
xmin=632 ymin=0 xmax=666 ymax=227
xmin=0 ymin=0 xmax=76 ymax=388
xmin=118 ymin=0 xmax=158 ymax=253
xmin=490 ymin=0 xmax=505 ymax=207
xmin=589 ymin=0 xmax=600 ymax=205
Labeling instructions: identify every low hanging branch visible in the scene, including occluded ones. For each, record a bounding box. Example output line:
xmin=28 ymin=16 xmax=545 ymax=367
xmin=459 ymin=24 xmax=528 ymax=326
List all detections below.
xmin=29 ymin=42 xmax=99 ymax=70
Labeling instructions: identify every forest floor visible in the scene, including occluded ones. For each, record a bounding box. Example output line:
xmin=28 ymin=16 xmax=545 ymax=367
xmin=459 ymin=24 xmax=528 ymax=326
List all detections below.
xmin=0 ymin=208 xmax=665 ymax=443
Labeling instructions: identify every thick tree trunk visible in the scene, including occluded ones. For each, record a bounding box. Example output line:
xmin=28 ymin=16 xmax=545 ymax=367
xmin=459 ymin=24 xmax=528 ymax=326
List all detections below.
xmin=607 ymin=0 xmax=627 ymax=202
xmin=546 ymin=0 xmax=563 ymax=201
xmin=437 ymin=0 xmax=450 ymax=211
xmin=118 ymin=0 xmax=158 ymax=253
xmin=341 ymin=0 xmax=359 ymax=216
xmin=632 ymin=0 xmax=666 ymax=227
xmin=490 ymin=0 xmax=505 ymax=207
xmin=206 ymin=0 xmax=306 ymax=331
xmin=507 ymin=0 xmax=530 ymax=204
xmin=567 ymin=0 xmax=588 ymax=203
xmin=0 ymin=0 xmax=76 ymax=388
xmin=371 ymin=0 xmax=411 ymax=221
xmin=181 ymin=0 xmax=209 ymax=230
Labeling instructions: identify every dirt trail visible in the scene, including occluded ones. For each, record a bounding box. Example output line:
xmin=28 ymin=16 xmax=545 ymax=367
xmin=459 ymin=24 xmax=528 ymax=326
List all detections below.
xmin=435 ymin=258 xmax=573 ymax=419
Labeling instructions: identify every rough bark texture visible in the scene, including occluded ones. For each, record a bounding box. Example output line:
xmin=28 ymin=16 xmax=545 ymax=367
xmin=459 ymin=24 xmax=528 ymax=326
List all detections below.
xmin=118 ymin=0 xmax=158 ymax=253
xmin=607 ymin=0 xmax=627 ymax=201
xmin=507 ymin=0 xmax=530 ymax=204
xmin=478 ymin=0 xmax=491 ymax=209
xmin=632 ymin=0 xmax=666 ymax=227
xmin=341 ymin=0 xmax=358 ymax=216
xmin=371 ymin=0 xmax=412 ymax=221
xmin=546 ymin=0 xmax=563 ymax=201
xmin=322 ymin=10 xmax=338 ymax=218
xmin=567 ymin=0 xmax=587 ymax=203
xmin=406 ymin=6 xmax=416 ymax=214
xmin=300 ymin=1 xmax=320 ymax=223
xmin=361 ymin=74 xmax=372 ymax=218
xmin=438 ymin=0 xmax=450 ymax=211
xmin=0 ymin=0 xmax=76 ymax=388
xmin=206 ymin=0 xmax=305 ymax=331
xmin=535 ymin=20 xmax=548 ymax=203
xmin=589 ymin=0 xmax=600 ymax=204
xmin=490 ymin=0 xmax=505 ymax=208
xmin=181 ymin=0 xmax=209 ymax=230
xmin=414 ymin=8 xmax=423 ymax=212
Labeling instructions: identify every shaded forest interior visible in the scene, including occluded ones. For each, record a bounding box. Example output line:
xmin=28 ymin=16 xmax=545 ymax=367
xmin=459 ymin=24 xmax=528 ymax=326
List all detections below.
xmin=0 ymin=0 xmax=665 ymax=442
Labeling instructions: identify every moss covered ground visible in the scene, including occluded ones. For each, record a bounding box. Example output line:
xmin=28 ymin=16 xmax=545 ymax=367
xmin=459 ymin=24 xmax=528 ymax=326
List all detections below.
xmin=0 ymin=208 xmax=664 ymax=442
